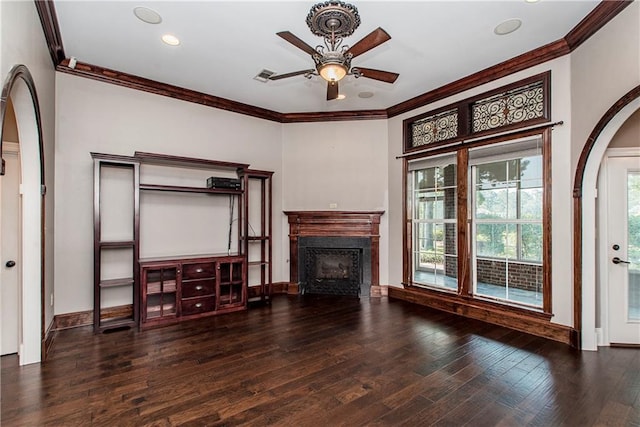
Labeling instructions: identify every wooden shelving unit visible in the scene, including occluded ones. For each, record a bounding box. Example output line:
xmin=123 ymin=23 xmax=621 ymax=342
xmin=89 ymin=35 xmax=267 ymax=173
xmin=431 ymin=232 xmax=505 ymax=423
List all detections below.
xmin=239 ymin=169 xmax=273 ymax=304
xmin=92 ymin=153 xmax=140 ymax=333
xmin=93 ymin=151 xmax=269 ymax=332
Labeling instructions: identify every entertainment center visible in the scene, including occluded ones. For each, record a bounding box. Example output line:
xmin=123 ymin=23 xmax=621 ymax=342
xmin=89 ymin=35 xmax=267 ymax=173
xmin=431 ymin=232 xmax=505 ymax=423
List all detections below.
xmin=92 ymin=151 xmax=272 ymax=332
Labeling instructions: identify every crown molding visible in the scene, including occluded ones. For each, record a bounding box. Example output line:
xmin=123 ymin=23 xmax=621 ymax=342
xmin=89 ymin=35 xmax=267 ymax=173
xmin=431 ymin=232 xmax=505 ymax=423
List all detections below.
xmin=34 ymin=0 xmax=65 ymax=66
xmin=281 ymin=110 xmax=388 ymax=123
xmin=565 ymin=0 xmax=634 ymax=51
xmin=56 ymin=59 xmax=284 ymax=123
xmin=38 ymin=0 xmax=631 ymax=123
xmin=386 ymin=39 xmax=569 ymax=118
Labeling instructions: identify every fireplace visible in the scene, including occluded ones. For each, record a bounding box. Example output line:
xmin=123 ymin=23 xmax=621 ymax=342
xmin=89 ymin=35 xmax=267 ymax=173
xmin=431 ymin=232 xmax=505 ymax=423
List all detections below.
xmin=299 ymin=237 xmax=370 ymax=296
xmin=284 ymin=211 xmax=384 ymax=297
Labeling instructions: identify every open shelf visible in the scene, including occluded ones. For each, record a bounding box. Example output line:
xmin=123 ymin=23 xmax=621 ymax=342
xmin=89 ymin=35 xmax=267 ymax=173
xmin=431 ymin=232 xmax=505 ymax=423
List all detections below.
xmin=139 ymin=183 xmax=242 ymax=195
xmin=99 ymin=240 xmax=135 ymax=249
xmin=99 ymin=278 xmax=135 ymax=288
xmin=135 ymin=151 xmax=249 ymax=170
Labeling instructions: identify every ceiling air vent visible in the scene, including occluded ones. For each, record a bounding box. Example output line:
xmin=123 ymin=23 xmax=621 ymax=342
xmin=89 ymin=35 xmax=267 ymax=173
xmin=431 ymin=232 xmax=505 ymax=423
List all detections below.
xmin=254 ymin=69 xmax=275 ymax=83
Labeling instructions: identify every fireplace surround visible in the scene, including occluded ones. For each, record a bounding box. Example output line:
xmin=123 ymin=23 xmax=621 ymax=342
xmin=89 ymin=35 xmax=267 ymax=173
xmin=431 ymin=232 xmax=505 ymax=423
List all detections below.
xmin=284 ymin=211 xmax=384 ymax=297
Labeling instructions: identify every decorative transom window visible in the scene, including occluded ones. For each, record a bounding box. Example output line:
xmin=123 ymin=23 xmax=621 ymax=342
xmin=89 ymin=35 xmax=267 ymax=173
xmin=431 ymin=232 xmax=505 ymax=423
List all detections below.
xmin=404 ymin=72 xmax=550 ymax=154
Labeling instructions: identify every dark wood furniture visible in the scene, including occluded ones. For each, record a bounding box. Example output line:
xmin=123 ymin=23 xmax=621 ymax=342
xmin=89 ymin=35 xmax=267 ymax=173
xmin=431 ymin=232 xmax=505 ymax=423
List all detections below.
xmin=92 ymin=151 xmax=270 ymax=332
xmin=92 ymin=153 xmax=140 ymax=332
xmin=284 ymin=211 xmax=384 ymax=294
xmin=239 ymin=169 xmax=274 ymax=303
xmin=140 ymin=254 xmax=245 ymax=328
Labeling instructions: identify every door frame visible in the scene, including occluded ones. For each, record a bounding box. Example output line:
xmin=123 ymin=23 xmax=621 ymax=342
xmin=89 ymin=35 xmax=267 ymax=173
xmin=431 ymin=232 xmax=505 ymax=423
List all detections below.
xmin=0 ymin=65 xmax=45 ymax=365
xmin=574 ymin=85 xmax=640 ymax=351
xmin=597 ymin=148 xmax=640 ymax=346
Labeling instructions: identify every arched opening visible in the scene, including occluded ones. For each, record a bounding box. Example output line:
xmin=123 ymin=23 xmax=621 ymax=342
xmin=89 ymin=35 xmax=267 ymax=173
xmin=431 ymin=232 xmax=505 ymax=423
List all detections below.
xmin=574 ymin=85 xmax=640 ymax=351
xmin=0 ymin=65 xmax=45 ymax=365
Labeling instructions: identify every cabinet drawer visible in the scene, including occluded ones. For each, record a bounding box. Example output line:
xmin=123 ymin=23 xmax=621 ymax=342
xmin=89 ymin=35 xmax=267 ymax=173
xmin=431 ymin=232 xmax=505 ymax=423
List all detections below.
xmin=181 ymin=296 xmax=215 ymax=316
xmin=181 ymin=279 xmax=215 ymax=299
xmin=182 ymin=262 xmax=215 ymax=280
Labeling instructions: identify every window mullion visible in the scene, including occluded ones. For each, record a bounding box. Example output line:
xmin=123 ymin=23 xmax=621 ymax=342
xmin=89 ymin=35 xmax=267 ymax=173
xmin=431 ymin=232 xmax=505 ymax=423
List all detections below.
xmin=457 ymin=148 xmax=470 ymax=296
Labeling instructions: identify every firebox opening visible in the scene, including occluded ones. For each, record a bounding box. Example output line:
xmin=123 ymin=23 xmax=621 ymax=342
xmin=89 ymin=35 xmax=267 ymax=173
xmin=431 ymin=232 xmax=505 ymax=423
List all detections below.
xmin=303 ymin=248 xmax=362 ymax=297
xmin=297 ymin=236 xmax=372 ymax=297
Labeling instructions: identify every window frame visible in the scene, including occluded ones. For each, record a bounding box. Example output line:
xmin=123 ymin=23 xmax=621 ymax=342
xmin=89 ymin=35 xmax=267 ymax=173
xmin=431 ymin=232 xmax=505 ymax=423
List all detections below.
xmin=403 ymin=127 xmax=552 ymax=315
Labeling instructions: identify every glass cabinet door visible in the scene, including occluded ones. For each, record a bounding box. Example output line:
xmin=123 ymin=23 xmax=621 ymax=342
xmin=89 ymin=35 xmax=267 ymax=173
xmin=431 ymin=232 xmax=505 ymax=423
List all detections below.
xmin=144 ymin=266 xmax=178 ymax=320
xmin=217 ymin=259 xmax=245 ymax=308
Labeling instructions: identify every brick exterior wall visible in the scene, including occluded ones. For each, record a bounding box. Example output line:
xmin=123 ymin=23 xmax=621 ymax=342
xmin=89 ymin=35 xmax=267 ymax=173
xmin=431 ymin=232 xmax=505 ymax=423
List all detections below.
xmin=476 ymin=259 xmax=542 ymax=291
xmin=443 ymin=165 xmax=457 ymax=278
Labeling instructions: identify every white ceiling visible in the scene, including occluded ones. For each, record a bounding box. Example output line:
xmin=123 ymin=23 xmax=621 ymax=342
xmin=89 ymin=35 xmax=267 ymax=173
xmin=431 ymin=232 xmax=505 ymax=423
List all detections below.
xmin=54 ymin=1 xmax=599 ymax=114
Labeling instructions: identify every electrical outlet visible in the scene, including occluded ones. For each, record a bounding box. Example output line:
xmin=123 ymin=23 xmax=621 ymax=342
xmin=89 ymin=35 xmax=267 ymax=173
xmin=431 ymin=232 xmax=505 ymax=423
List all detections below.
xmin=329 ymin=203 xmax=338 ymax=209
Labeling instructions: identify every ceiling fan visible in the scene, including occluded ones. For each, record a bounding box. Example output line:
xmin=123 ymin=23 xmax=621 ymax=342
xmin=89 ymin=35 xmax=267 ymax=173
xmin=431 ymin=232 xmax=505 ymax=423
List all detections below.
xmin=269 ymin=0 xmax=399 ymax=100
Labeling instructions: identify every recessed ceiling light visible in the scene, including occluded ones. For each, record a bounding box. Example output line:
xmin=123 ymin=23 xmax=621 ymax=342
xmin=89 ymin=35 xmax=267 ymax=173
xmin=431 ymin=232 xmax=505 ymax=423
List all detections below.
xmin=162 ymin=34 xmax=180 ymax=46
xmin=358 ymin=91 xmax=374 ymax=99
xmin=337 ymin=94 xmax=346 ymax=100
xmin=525 ymin=0 xmax=540 ymax=3
xmin=494 ymin=18 xmax=522 ymax=35
xmin=133 ymin=7 xmax=162 ymax=24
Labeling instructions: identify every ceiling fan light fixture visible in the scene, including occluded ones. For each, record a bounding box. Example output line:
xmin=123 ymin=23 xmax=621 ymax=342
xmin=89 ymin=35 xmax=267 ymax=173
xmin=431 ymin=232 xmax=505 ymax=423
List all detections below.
xmin=318 ymin=62 xmax=348 ymax=82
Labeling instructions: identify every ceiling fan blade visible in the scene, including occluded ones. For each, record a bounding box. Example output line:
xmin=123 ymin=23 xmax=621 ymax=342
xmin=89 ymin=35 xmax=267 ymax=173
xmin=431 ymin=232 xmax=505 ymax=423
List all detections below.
xmin=346 ymin=27 xmax=391 ymax=58
xmin=276 ymin=31 xmax=317 ymax=56
xmin=269 ymin=69 xmax=315 ymax=81
xmin=326 ymin=81 xmax=339 ymax=101
xmin=353 ymin=67 xmax=399 ymax=83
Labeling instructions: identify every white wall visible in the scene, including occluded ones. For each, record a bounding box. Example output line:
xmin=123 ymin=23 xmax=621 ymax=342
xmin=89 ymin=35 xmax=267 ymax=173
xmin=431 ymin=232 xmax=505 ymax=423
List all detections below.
xmin=569 ymin=2 xmax=640 ymax=350
xmin=54 ymin=74 xmax=283 ymax=314
xmin=281 ymin=120 xmax=389 ymax=284
xmin=387 ymin=56 xmax=574 ymax=327
xmin=570 ymin=2 xmax=640 ymax=168
xmin=1 ymin=0 xmax=56 ymax=364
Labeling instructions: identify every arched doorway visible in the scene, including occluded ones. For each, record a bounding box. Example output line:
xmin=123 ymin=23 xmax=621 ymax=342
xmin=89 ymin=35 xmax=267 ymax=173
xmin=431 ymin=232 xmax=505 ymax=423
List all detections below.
xmin=0 ymin=64 xmax=45 ymax=365
xmin=574 ymin=85 xmax=640 ymax=351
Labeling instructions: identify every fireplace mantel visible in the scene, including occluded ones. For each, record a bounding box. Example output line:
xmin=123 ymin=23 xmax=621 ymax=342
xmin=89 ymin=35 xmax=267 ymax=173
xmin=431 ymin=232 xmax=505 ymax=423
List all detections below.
xmin=284 ymin=211 xmax=384 ymax=295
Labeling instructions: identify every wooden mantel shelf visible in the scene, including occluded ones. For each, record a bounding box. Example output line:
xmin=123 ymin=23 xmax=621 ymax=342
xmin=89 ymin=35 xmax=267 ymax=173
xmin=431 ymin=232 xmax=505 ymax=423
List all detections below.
xmin=284 ymin=211 xmax=384 ymax=237
xmin=284 ymin=211 xmax=384 ymax=292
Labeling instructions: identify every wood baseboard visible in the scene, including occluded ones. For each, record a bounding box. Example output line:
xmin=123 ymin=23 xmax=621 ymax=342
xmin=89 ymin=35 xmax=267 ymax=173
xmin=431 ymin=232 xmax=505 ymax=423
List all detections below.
xmin=43 ymin=318 xmax=57 ymax=360
xmin=54 ymin=304 xmax=133 ymax=330
xmin=388 ymin=286 xmax=574 ymax=345
xmin=370 ymin=285 xmax=388 ymax=297
xmin=272 ymin=282 xmax=289 ymax=294
xmin=286 ymin=283 xmax=300 ymax=295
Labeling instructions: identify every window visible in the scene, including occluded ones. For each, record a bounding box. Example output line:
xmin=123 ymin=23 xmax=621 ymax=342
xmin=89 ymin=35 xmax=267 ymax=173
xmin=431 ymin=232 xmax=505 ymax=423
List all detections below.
xmin=470 ymin=137 xmax=544 ymax=308
xmin=405 ymin=131 xmax=550 ymax=313
xmin=408 ymin=154 xmax=457 ymax=290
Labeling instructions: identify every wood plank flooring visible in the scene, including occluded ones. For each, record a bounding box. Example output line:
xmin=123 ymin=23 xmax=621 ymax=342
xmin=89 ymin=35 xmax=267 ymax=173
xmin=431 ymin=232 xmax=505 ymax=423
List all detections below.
xmin=2 ymin=295 xmax=639 ymax=426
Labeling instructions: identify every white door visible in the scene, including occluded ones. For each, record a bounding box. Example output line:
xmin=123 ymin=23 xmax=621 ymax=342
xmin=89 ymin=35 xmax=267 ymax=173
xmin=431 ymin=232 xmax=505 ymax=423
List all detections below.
xmin=607 ymin=156 xmax=640 ymax=345
xmin=1 ymin=144 xmax=21 ymax=355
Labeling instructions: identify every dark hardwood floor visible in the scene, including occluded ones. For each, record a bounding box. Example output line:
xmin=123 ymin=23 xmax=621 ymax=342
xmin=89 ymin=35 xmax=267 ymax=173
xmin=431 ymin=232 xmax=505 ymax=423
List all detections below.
xmin=2 ymin=295 xmax=639 ymax=426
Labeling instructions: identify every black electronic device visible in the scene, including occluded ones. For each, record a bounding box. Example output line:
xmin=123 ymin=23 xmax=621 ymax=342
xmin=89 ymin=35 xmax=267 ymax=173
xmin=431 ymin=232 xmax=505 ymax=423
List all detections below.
xmin=207 ymin=177 xmax=242 ymax=190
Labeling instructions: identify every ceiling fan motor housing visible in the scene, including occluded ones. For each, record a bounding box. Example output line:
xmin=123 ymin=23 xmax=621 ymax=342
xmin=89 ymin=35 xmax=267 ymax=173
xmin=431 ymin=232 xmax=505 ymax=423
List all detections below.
xmin=306 ymin=1 xmax=361 ymax=38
